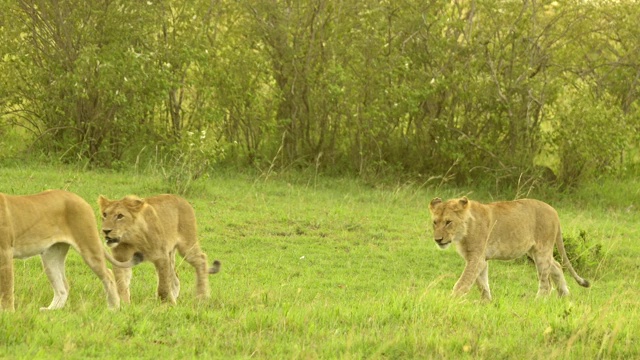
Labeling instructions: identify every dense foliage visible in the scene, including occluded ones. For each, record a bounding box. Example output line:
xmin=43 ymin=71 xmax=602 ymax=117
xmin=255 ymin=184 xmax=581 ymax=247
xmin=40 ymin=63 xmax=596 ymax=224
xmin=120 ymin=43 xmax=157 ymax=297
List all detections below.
xmin=1 ymin=0 xmax=638 ymax=186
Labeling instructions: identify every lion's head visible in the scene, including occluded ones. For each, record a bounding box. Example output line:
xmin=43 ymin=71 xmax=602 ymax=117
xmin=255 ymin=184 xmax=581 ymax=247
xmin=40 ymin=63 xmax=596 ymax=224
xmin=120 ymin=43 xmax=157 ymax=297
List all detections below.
xmin=98 ymin=195 xmax=146 ymax=247
xmin=428 ymin=197 xmax=470 ymax=249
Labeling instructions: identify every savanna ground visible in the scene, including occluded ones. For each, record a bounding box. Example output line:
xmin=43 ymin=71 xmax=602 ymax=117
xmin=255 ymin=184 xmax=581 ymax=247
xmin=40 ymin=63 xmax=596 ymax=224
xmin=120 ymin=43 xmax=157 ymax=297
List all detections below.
xmin=0 ymin=164 xmax=639 ymax=359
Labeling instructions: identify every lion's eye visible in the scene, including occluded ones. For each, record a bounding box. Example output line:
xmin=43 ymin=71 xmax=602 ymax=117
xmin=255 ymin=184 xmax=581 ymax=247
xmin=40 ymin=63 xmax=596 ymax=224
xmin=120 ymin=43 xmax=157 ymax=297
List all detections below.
xmin=102 ymin=212 xmax=107 ymax=219
xmin=116 ymin=214 xmax=125 ymax=220
xmin=445 ymin=220 xmax=452 ymax=226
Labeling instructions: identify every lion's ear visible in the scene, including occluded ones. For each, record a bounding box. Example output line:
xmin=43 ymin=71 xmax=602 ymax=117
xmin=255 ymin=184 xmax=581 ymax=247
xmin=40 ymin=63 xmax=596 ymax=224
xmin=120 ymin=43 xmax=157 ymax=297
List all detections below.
xmin=124 ymin=196 xmax=145 ymax=212
xmin=98 ymin=195 xmax=110 ymax=210
xmin=459 ymin=196 xmax=469 ymax=208
xmin=429 ymin=197 xmax=442 ymax=212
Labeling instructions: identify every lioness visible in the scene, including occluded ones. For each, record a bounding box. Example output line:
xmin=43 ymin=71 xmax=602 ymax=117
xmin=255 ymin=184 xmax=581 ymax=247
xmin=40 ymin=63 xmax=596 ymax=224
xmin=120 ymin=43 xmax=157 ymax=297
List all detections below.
xmin=98 ymin=194 xmax=220 ymax=304
xmin=0 ymin=190 xmax=141 ymax=311
xmin=429 ymin=196 xmax=590 ymax=300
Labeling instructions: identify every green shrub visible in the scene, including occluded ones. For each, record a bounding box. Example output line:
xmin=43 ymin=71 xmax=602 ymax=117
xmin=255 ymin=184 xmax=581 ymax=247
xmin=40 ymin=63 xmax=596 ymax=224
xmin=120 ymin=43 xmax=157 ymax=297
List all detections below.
xmin=556 ymin=229 xmax=602 ymax=275
xmin=159 ymin=129 xmax=225 ymax=195
xmin=550 ymin=90 xmax=630 ymax=188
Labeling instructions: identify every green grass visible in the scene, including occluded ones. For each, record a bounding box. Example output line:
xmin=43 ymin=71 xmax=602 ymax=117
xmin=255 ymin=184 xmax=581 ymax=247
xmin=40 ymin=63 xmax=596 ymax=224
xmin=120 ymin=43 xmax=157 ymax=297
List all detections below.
xmin=0 ymin=164 xmax=639 ymax=359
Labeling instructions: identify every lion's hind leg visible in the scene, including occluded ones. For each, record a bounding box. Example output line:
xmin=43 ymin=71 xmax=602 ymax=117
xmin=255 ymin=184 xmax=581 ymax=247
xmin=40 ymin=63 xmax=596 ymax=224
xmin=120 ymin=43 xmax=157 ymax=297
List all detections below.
xmin=531 ymin=253 xmax=553 ymax=297
xmin=550 ymin=260 xmax=570 ymax=297
xmin=169 ymin=248 xmax=180 ymax=300
xmin=176 ymin=242 xmax=209 ymax=299
xmin=75 ymin=245 xmax=120 ymax=309
xmin=40 ymin=243 xmax=71 ymax=310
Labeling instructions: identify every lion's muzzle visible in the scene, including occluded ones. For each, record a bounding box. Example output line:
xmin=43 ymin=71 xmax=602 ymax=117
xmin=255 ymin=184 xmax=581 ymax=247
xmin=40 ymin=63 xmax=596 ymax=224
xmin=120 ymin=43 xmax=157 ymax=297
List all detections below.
xmin=105 ymin=237 xmax=119 ymax=244
xmin=103 ymin=229 xmax=120 ymax=246
xmin=105 ymin=237 xmax=120 ymax=247
xmin=435 ymin=238 xmax=451 ymax=249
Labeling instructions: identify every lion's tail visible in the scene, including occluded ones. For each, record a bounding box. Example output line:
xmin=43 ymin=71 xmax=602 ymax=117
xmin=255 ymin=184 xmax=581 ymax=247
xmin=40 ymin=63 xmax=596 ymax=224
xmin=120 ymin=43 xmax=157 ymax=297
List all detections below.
xmin=104 ymin=251 xmax=144 ymax=268
xmin=556 ymin=231 xmax=590 ymax=288
xmin=208 ymin=260 xmax=221 ymax=274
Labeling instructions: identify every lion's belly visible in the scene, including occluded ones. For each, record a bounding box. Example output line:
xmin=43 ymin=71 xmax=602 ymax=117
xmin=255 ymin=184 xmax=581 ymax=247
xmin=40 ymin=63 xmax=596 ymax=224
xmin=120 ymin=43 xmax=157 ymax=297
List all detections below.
xmin=12 ymin=240 xmax=53 ymax=259
xmin=12 ymin=232 xmax=67 ymax=259
xmin=485 ymin=236 xmax=533 ymax=260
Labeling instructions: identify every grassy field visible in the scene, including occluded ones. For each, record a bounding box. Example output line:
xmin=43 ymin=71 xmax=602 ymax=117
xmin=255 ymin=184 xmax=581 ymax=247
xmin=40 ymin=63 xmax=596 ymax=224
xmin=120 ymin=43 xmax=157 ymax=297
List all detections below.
xmin=0 ymin=164 xmax=638 ymax=359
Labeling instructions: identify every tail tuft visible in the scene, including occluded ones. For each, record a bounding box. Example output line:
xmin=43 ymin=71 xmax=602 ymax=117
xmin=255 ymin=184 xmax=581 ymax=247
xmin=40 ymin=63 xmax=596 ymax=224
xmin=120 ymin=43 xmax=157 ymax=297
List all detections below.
xmin=132 ymin=252 xmax=144 ymax=265
xmin=578 ymin=278 xmax=590 ymax=288
xmin=209 ymin=260 xmax=221 ymax=274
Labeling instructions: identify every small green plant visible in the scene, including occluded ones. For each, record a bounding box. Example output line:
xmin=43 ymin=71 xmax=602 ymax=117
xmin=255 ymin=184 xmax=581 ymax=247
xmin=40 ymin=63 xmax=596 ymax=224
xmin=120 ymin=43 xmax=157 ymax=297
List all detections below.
xmin=161 ymin=129 xmax=225 ymax=195
xmin=556 ymin=229 xmax=602 ymax=274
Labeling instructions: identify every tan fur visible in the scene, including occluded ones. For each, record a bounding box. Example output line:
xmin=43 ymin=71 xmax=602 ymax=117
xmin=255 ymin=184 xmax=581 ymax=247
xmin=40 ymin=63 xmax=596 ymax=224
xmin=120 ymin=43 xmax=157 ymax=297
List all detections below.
xmin=429 ymin=196 xmax=590 ymax=300
xmin=98 ymin=194 xmax=220 ymax=304
xmin=0 ymin=190 xmax=140 ymax=311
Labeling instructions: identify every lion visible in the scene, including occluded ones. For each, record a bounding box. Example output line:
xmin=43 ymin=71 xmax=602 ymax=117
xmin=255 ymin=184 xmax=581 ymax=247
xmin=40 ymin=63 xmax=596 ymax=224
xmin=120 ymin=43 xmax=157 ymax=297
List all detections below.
xmin=0 ymin=190 xmax=142 ymax=311
xmin=429 ymin=196 xmax=590 ymax=300
xmin=98 ymin=194 xmax=220 ymax=304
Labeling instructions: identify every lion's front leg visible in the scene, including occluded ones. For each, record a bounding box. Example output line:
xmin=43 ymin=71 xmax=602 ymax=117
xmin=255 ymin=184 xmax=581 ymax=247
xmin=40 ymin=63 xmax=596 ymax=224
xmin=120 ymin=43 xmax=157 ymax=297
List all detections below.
xmin=475 ymin=261 xmax=491 ymax=301
xmin=153 ymin=256 xmax=176 ymax=304
xmin=111 ymin=245 xmax=136 ymax=303
xmin=169 ymin=248 xmax=180 ymax=300
xmin=453 ymin=259 xmax=486 ymax=298
xmin=114 ymin=267 xmax=132 ymax=303
xmin=0 ymin=250 xmax=15 ymax=311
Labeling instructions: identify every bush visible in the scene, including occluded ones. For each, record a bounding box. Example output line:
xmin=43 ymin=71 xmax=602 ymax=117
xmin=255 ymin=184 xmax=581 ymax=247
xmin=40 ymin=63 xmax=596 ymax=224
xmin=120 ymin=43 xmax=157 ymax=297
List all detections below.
xmin=550 ymin=90 xmax=629 ymax=188
xmin=159 ymin=129 xmax=225 ymax=195
xmin=556 ymin=229 xmax=602 ymax=275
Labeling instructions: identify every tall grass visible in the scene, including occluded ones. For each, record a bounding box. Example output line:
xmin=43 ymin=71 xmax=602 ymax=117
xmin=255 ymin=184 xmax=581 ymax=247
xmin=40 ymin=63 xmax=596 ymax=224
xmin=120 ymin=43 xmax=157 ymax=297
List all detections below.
xmin=0 ymin=164 xmax=638 ymax=359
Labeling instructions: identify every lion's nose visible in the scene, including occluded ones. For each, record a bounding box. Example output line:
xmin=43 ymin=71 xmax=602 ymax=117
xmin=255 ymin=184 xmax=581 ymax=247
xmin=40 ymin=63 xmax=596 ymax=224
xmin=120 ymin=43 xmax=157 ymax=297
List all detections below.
xmin=103 ymin=229 xmax=112 ymax=236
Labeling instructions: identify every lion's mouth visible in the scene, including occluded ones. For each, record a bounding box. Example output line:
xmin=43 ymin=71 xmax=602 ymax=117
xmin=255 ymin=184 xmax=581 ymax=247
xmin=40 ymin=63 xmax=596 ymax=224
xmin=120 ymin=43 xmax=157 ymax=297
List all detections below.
xmin=105 ymin=237 xmax=120 ymax=247
xmin=435 ymin=238 xmax=451 ymax=249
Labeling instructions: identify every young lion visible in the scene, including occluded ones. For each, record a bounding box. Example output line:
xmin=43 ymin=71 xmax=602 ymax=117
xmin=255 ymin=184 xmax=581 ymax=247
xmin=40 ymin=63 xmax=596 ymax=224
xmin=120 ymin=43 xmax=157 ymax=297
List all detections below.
xmin=0 ymin=190 xmax=141 ymax=311
xmin=98 ymin=194 xmax=220 ymax=304
xmin=429 ymin=196 xmax=590 ymax=300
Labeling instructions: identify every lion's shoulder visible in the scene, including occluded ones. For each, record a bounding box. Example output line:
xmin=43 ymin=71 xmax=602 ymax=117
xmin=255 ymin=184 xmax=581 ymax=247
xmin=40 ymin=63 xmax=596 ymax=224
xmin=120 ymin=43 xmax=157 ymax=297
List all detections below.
xmin=144 ymin=194 xmax=187 ymax=205
xmin=143 ymin=194 xmax=193 ymax=213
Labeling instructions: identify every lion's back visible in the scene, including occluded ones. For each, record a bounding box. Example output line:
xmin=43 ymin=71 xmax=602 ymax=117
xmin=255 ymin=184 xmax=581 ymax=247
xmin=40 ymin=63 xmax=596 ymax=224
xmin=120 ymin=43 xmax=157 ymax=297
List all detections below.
xmin=4 ymin=190 xmax=94 ymax=221
xmin=488 ymin=198 xmax=558 ymax=220
xmin=484 ymin=198 xmax=561 ymax=250
xmin=143 ymin=194 xmax=197 ymax=236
